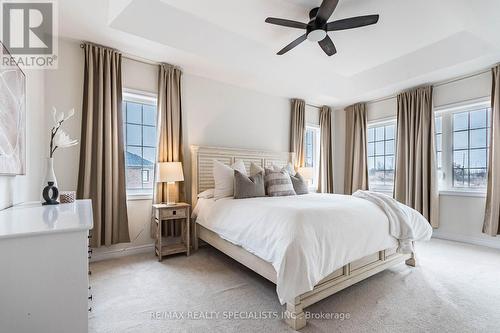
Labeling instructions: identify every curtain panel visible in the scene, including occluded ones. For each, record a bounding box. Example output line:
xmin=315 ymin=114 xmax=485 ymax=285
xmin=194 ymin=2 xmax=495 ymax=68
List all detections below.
xmin=344 ymin=103 xmax=368 ymax=194
xmin=290 ymin=99 xmax=306 ymax=169
xmin=77 ymin=42 xmax=130 ymax=247
xmin=483 ymin=65 xmax=500 ymax=236
xmin=154 ymin=64 xmax=185 ymax=237
xmin=318 ymin=106 xmax=334 ymax=193
xmin=394 ymin=86 xmax=439 ymax=227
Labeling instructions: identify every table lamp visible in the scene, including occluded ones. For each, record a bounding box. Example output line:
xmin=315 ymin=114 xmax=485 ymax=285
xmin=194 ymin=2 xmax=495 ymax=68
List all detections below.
xmin=157 ymin=162 xmax=184 ymax=205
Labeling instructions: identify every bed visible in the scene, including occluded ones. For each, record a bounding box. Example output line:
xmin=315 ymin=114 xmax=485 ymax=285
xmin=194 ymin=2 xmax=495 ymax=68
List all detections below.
xmin=190 ymin=145 xmax=418 ymax=330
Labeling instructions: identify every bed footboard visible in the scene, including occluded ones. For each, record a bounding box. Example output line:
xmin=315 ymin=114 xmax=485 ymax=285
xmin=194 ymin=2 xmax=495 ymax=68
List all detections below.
xmin=196 ymin=223 xmax=413 ymax=330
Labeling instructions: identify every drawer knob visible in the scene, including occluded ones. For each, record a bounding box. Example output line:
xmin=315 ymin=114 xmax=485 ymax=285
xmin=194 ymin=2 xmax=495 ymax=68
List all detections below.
xmin=172 ymin=210 xmax=176 ymax=215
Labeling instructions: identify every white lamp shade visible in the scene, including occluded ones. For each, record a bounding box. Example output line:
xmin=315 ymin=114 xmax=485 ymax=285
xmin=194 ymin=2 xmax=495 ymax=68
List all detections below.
xmin=157 ymin=162 xmax=184 ymax=183
xmin=298 ymin=167 xmax=314 ymax=181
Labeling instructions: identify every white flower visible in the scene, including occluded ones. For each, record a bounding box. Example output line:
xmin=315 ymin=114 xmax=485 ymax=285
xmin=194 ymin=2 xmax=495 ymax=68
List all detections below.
xmin=52 ymin=107 xmax=75 ymax=126
xmin=54 ymin=129 xmax=78 ymax=149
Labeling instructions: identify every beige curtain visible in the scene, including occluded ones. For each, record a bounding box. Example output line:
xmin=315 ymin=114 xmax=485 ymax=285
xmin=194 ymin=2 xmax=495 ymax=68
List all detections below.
xmin=154 ymin=64 xmax=185 ymax=236
xmin=77 ymin=42 xmax=130 ymax=247
xmin=394 ymin=86 xmax=439 ymax=227
xmin=483 ymin=65 xmax=500 ymax=236
xmin=290 ymin=99 xmax=306 ymax=169
xmin=318 ymin=106 xmax=334 ymax=193
xmin=344 ymin=103 xmax=368 ymax=194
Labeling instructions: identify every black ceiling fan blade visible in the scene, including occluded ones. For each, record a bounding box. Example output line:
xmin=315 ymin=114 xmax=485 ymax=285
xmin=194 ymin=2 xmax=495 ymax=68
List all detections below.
xmin=327 ymin=15 xmax=379 ymax=31
xmin=318 ymin=35 xmax=337 ymax=56
xmin=265 ymin=17 xmax=308 ymax=29
xmin=316 ymin=0 xmax=339 ymax=24
xmin=277 ymin=34 xmax=307 ymax=55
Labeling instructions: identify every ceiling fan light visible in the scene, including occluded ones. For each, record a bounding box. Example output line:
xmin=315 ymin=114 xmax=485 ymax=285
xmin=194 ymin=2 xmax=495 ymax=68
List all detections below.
xmin=307 ymin=29 xmax=327 ymax=42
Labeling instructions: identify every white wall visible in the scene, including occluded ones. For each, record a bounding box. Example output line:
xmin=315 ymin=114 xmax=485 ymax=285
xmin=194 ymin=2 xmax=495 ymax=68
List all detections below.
xmin=0 ymin=70 xmax=46 ymax=210
xmin=336 ymin=71 xmax=500 ymax=249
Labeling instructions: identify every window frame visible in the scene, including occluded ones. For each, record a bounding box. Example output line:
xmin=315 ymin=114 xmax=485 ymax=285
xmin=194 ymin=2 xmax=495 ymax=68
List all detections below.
xmin=304 ymin=124 xmax=321 ymax=191
xmin=123 ymin=89 xmax=158 ymax=199
xmin=435 ymin=98 xmax=491 ymax=194
xmin=367 ymin=119 xmax=397 ymax=195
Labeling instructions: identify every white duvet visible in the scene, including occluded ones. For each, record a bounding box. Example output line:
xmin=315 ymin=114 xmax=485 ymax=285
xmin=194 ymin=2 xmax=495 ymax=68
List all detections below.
xmin=193 ymin=192 xmax=432 ymax=304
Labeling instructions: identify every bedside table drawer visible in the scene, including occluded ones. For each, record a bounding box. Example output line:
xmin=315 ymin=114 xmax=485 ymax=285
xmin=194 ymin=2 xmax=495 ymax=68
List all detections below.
xmin=160 ymin=208 xmax=187 ymax=219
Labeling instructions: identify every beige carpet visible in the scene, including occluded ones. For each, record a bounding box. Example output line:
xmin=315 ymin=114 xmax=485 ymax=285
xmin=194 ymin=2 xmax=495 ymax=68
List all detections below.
xmin=89 ymin=239 xmax=500 ymax=332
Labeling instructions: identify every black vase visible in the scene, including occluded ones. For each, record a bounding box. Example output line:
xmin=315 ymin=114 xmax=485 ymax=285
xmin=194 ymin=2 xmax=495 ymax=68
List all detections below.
xmin=42 ymin=181 xmax=59 ymax=205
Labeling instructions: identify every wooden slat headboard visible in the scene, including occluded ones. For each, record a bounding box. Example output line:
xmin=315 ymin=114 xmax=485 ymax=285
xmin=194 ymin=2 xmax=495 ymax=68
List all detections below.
xmin=190 ymin=145 xmax=294 ymax=206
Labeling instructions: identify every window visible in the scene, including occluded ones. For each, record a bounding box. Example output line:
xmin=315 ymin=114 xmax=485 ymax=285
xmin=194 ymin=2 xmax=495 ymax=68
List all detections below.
xmin=435 ymin=101 xmax=491 ymax=191
xmin=367 ymin=122 xmax=396 ymax=193
xmin=123 ymin=90 xmax=157 ymax=196
xmin=304 ymin=125 xmax=320 ymax=188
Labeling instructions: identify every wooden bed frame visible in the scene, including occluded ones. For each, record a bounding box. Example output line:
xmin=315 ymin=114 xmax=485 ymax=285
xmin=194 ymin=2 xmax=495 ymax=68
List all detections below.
xmin=190 ymin=145 xmax=415 ymax=330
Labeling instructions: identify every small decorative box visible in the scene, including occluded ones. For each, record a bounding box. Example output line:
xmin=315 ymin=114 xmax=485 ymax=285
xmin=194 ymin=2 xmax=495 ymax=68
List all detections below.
xmin=59 ymin=191 xmax=76 ymax=204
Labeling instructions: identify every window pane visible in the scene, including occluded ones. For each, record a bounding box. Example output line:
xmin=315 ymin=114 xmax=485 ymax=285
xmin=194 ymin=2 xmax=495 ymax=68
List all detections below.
xmin=375 ymin=156 xmax=385 ymax=171
xmin=143 ymin=126 xmax=156 ymax=147
xmin=143 ymin=104 xmax=157 ymax=126
xmin=436 ymin=134 xmax=442 ymax=152
xmin=367 ymin=143 xmax=375 ymax=157
xmin=385 ymin=125 xmax=395 ymax=140
xmin=384 ymin=170 xmax=394 ymax=185
xmin=453 ymin=150 xmax=468 ymax=168
xmin=368 ymin=157 xmax=375 ymax=172
xmin=385 ymin=140 xmax=395 ymax=155
xmin=453 ymin=131 xmax=468 ymax=150
xmin=142 ymin=147 xmax=156 ymax=166
xmin=371 ymin=171 xmax=384 ymax=187
xmin=437 ymin=152 xmax=442 ymax=169
xmin=469 ymin=149 xmax=487 ymax=168
xmin=453 ymin=168 xmax=468 ymax=187
xmin=435 ymin=116 xmax=442 ymax=134
xmin=368 ymin=128 xmax=375 ymax=142
xmin=126 ymin=124 xmax=141 ymax=146
xmin=125 ymin=146 xmax=143 ymax=189
xmin=469 ymin=169 xmax=487 ymax=187
xmin=470 ymin=128 xmax=487 ymax=149
xmin=375 ymin=127 xmax=384 ymax=141
xmin=126 ymin=102 xmax=142 ymax=124
xmin=385 ymin=155 xmax=394 ymax=170
xmin=470 ymin=109 xmax=487 ymax=129
xmin=453 ymin=112 xmax=468 ymax=131
xmin=375 ymin=141 xmax=384 ymax=156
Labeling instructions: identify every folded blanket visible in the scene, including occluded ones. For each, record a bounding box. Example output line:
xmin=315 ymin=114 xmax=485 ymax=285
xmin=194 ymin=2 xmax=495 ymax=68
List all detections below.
xmin=353 ymin=190 xmax=433 ymax=253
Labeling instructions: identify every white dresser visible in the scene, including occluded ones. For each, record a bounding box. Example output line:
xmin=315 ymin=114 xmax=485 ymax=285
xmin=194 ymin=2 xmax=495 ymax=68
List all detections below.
xmin=0 ymin=200 xmax=93 ymax=333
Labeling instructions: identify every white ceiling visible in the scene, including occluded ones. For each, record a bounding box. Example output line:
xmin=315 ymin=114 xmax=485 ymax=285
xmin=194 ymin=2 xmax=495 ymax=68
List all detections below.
xmin=59 ymin=0 xmax=500 ymax=107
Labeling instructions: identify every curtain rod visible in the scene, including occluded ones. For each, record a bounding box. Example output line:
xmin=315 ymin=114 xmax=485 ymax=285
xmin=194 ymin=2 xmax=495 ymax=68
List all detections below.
xmin=80 ymin=42 xmax=162 ymax=66
xmin=367 ymin=67 xmax=492 ymax=105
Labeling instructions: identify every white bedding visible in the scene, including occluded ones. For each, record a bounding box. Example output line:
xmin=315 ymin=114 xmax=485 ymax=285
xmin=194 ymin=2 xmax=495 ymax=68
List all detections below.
xmin=193 ymin=193 xmax=432 ymax=304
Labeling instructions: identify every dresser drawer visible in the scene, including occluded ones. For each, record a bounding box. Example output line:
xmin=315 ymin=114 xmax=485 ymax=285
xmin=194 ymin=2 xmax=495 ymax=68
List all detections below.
xmin=160 ymin=208 xmax=187 ymax=219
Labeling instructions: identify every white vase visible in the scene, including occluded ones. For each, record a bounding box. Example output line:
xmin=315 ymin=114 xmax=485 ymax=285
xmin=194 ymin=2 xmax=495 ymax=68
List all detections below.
xmin=44 ymin=157 xmax=58 ymax=188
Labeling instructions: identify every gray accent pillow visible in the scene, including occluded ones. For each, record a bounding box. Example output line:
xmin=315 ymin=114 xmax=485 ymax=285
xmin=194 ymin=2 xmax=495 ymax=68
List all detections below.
xmin=264 ymin=168 xmax=296 ymax=197
xmin=234 ymin=170 xmax=266 ymax=199
xmin=290 ymin=172 xmax=309 ymax=195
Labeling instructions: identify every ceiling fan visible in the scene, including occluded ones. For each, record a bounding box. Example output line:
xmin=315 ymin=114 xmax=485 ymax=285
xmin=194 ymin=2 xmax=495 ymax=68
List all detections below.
xmin=265 ymin=0 xmax=379 ymax=56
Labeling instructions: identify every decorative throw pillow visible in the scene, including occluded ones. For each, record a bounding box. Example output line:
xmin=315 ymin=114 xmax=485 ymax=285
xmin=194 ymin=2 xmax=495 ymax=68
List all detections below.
xmin=197 ymin=189 xmax=214 ymax=199
xmin=213 ymin=160 xmax=247 ymax=200
xmin=250 ymin=162 xmax=264 ymax=177
xmin=264 ymin=168 xmax=296 ymax=197
xmin=234 ymin=170 xmax=266 ymax=199
xmin=290 ymin=172 xmax=309 ymax=195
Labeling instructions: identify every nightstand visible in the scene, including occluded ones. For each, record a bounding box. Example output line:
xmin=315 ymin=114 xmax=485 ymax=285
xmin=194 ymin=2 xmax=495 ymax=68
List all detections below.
xmin=152 ymin=203 xmax=191 ymax=261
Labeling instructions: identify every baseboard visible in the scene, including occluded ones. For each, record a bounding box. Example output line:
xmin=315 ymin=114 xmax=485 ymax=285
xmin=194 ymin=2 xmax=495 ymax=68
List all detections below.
xmin=432 ymin=232 xmax=500 ymax=250
xmin=90 ymin=243 xmax=155 ymax=262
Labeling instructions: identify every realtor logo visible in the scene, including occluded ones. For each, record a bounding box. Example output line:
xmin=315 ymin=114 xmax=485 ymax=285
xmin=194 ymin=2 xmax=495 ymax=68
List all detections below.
xmin=1 ymin=0 xmax=58 ymax=69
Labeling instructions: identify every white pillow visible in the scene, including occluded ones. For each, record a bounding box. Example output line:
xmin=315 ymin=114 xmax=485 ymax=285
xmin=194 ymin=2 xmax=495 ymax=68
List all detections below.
xmin=197 ymin=189 xmax=214 ymax=199
xmin=250 ymin=162 xmax=264 ymax=177
xmin=213 ymin=160 xmax=247 ymax=200
xmin=271 ymin=163 xmax=296 ymax=176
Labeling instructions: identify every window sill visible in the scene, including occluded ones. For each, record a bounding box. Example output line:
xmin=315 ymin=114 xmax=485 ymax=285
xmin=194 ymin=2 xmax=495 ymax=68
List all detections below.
xmin=439 ymin=190 xmax=486 ymax=198
xmin=127 ymin=194 xmax=153 ymax=201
